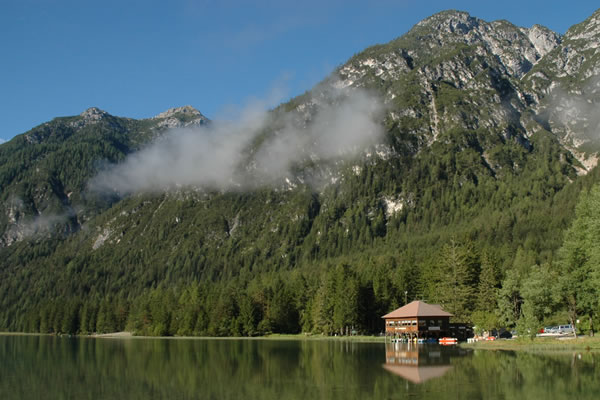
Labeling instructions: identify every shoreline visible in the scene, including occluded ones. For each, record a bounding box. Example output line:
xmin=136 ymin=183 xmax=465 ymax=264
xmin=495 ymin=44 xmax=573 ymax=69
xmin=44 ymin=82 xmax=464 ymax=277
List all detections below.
xmin=461 ymin=336 xmax=600 ymax=352
xmin=0 ymin=331 xmax=386 ymax=342
xmin=3 ymin=331 xmax=599 ymax=351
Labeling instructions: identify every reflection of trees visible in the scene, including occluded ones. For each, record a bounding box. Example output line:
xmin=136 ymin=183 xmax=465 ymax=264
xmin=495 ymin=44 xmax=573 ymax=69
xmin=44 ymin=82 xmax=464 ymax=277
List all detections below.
xmin=1 ymin=336 xmax=599 ymax=400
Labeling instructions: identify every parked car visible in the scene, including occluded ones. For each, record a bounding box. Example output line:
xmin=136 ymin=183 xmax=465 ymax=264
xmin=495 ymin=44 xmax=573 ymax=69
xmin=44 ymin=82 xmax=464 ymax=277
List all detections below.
xmin=499 ymin=329 xmax=513 ymax=339
xmin=557 ymin=324 xmax=574 ymax=334
xmin=545 ymin=326 xmax=559 ymax=334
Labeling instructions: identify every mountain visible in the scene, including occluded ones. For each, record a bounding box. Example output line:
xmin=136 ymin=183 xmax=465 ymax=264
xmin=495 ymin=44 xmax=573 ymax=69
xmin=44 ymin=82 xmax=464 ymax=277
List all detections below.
xmin=523 ymin=9 xmax=600 ymax=164
xmin=1 ymin=9 xmax=600 ymax=336
xmin=0 ymin=106 xmax=207 ymax=247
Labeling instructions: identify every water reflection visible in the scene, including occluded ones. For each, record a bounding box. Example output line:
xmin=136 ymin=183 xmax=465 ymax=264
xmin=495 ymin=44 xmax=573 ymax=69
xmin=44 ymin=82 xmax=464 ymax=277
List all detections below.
xmin=1 ymin=335 xmax=599 ymax=400
xmin=382 ymin=342 xmax=470 ymax=383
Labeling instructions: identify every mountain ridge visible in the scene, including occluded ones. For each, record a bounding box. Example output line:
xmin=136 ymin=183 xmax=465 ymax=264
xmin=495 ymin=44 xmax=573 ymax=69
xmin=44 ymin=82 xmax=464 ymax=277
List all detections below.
xmin=1 ymin=9 xmax=600 ymax=336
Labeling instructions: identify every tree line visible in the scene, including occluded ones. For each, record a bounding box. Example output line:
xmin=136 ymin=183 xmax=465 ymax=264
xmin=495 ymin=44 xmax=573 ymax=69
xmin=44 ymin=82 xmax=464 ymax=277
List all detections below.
xmin=15 ymin=185 xmax=600 ymax=338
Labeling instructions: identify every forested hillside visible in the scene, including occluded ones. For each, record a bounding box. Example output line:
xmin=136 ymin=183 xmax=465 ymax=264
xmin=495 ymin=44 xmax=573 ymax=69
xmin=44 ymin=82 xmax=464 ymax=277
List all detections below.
xmin=1 ymin=9 xmax=600 ymax=337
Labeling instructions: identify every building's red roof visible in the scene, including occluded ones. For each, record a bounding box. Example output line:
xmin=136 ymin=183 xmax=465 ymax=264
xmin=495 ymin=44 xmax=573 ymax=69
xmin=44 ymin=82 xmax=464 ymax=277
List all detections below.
xmin=381 ymin=301 xmax=453 ymax=319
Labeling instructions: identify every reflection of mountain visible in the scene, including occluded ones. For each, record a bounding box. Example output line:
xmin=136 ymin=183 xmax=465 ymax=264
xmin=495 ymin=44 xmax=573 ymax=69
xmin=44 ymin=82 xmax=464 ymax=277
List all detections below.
xmin=382 ymin=342 xmax=469 ymax=384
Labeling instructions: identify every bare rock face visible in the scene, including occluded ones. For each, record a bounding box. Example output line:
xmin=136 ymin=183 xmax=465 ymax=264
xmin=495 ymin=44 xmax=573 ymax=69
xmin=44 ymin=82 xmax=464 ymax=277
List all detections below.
xmin=525 ymin=9 xmax=600 ymax=89
xmin=320 ymin=10 xmax=564 ymax=161
xmin=413 ymin=10 xmax=561 ymax=79
xmin=330 ymin=10 xmax=600 ymax=173
xmin=66 ymin=107 xmax=113 ymax=130
xmin=80 ymin=107 xmax=108 ymax=121
xmin=415 ymin=10 xmax=480 ymax=36
xmin=4 ymin=9 xmax=600 ymax=251
xmin=153 ymin=105 xmax=203 ymax=119
xmin=519 ymin=9 xmax=600 ymax=171
xmin=152 ymin=106 xmax=208 ymax=129
xmin=567 ymin=9 xmax=600 ymax=45
xmin=336 ymin=9 xmax=563 ymax=106
xmin=525 ymin=24 xmax=562 ymax=58
xmin=558 ymin=10 xmax=600 ymax=77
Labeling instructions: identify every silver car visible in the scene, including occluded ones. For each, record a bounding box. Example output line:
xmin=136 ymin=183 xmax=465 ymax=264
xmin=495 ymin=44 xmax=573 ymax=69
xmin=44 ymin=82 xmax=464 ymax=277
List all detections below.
xmin=557 ymin=324 xmax=574 ymax=334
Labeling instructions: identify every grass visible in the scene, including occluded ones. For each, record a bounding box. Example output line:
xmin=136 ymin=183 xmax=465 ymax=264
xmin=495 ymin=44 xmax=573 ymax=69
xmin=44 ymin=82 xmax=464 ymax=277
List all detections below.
xmin=461 ymin=336 xmax=600 ymax=352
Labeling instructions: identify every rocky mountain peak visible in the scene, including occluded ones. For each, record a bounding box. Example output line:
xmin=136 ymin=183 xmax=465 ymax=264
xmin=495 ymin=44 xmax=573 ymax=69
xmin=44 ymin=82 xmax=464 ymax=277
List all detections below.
xmin=526 ymin=8 xmax=600 ymax=89
xmin=406 ymin=10 xmax=560 ymax=79
xmin=65 ymin=107 xmax=113 ymax=130
xmin=152 ymin=106 xmax=208 ymax=129
xmin=566 ymin=8 xmax=600 ymax=38
xmin=80 ymin=107 xmax=109 ymax=121
xmin=524 ymin=25 xmax=562 ymax=58
xmin=416 ymin=10 xmax=480 ymax=35
xmin=153 ymin=105 xmax=204 ymax=120
xmin=519 ymin=9 xmax=600 ymax=169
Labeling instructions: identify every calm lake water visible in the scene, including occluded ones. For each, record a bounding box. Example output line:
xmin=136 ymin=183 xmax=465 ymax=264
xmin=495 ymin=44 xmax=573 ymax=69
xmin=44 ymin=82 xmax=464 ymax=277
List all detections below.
xmin=1 ymin=335 xmax=599 ymax=400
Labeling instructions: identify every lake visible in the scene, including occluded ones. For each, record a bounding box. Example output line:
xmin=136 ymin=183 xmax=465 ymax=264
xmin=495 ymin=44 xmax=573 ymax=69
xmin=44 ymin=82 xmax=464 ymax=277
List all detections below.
xmin=1 ymin=335 xmax=599 ymax=399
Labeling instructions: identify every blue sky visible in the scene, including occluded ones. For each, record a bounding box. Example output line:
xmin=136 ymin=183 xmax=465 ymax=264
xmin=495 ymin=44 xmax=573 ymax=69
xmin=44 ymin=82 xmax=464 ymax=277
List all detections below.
xmin=1 ymin=0 xmax=598 ymax=142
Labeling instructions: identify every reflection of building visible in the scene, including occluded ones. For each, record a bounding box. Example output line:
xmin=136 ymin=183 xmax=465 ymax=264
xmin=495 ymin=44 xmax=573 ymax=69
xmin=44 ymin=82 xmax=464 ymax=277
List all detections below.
xmin=382 ymin=363 xmax=451 ymax=384
xmin=382 ymin=342 xmax=469 ymax=384
xmin=382 ymin=301 xmax=473 ymax=341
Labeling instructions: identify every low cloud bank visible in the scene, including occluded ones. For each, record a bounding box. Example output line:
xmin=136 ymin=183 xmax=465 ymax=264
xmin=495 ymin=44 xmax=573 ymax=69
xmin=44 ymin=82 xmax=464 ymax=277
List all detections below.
xmin=547 ymin=76 xmax=600 ymax=143
xmin=90 ymin=88 xmax=385 ymax=195
xmin=2 ymin=196 xmax=76 ymax=244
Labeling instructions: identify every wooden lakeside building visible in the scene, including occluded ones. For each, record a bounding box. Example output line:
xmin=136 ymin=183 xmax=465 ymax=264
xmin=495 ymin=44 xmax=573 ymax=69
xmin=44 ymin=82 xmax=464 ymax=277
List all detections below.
xmin=382 ymin=301 xmax=471 ymax=341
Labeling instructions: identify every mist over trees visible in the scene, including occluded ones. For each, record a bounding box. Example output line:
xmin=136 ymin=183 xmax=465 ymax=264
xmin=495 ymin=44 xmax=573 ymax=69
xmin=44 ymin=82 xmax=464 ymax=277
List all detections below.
xmin=2 ymin=122 xmax=600 ymax=337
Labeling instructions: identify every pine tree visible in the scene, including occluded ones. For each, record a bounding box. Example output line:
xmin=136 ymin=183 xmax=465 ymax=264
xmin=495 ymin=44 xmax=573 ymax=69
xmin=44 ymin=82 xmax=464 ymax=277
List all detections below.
xmin=557 ymin=184 xmax=600 ymax=336
xmin=436 ymin=240 xmax=478 ymax=322
xmin=476 ymin=252 xmax=499 ymax=313
xmin=519 ymin=264 xmax=557 ymax=328
xmin=496 ymin=269 xmax=522 ymax=328
xmin=332 ymin=265 xmax=359 ymax=335
xmin=471 ymin=252 xmax=500 ymax=333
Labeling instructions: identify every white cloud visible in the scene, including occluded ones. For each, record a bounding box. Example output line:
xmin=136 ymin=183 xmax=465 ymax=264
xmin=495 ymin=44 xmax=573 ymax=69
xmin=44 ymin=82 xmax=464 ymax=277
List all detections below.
xmin=89 ymin=87 xmax=385 ymax=195
xmin=3 ymin=195 xmax=75 ymax=242
xmin=547 ymin=76 xmax=600 ymax=143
